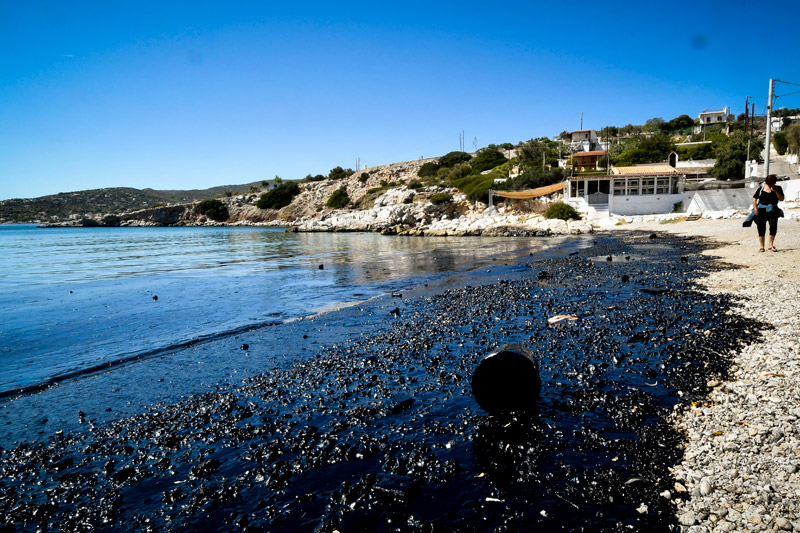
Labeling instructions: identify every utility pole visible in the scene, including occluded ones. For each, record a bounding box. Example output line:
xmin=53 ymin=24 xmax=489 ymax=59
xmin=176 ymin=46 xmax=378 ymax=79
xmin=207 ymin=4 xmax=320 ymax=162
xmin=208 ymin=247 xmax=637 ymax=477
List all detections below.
xmin=751 ymin=103 xmax=755 ymax=138
xmin=744 ymin=95 xmax=750 ymax=134
xmin=765 ymin=78 xmax=774 ymax=178
xmin=580 ymin=112 xmax=583 ymax=130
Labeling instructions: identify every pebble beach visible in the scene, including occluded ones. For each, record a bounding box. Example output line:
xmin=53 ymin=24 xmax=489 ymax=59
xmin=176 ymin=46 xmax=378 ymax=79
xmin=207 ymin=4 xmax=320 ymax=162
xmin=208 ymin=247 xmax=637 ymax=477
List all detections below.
xmin=1 ymin=215 xmax=799 ymax=531
xmin=619 ymin=215 xmax=800 ymax=532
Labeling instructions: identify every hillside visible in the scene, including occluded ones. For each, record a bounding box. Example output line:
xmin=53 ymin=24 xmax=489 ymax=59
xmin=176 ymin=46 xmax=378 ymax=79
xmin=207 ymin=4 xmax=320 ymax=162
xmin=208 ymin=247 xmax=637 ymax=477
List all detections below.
xmin=0 ymin=182 xmax=266 ymax=223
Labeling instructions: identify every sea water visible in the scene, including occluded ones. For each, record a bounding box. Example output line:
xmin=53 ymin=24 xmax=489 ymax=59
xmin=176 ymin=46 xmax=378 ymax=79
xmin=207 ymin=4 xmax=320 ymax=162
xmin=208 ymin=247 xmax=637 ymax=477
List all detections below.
xmin=0 ymin=224 xmax=554 ymax=395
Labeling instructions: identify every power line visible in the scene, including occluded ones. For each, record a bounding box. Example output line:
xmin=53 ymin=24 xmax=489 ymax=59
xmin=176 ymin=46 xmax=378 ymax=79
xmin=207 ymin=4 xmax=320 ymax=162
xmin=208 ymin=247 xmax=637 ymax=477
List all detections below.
xmin=774 ymin=89 xmax=800 ymax=99
xmin=775 ymin=79 xmax=800 ymax=87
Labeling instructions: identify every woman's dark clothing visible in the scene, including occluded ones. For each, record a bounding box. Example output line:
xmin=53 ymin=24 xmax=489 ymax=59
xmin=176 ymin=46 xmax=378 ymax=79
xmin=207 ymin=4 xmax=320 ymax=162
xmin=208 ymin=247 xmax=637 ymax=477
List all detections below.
xmin=754 ymin=186 xmax=782 ymax=207
xmin=753 ymin=185 xmax=783 ymax=237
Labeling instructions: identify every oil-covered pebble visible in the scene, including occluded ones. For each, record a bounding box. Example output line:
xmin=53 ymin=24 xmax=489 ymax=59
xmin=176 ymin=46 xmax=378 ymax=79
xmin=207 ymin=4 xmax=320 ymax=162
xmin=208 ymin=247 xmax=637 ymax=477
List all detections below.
xmin=0 ymin=232 xmax=753 ymax=531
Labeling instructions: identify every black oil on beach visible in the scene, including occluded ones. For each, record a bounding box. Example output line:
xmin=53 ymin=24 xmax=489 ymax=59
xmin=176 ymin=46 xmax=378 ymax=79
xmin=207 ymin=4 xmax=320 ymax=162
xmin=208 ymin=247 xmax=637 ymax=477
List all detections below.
xmin=0 ymin=231 xmax=758 ymax=531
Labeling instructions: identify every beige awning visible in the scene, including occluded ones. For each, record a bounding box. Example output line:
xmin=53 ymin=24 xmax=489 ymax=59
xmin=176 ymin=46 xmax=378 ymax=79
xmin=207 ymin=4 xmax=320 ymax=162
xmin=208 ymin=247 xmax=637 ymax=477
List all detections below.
xmin=491 ymin=182 xmax=565 ymax=200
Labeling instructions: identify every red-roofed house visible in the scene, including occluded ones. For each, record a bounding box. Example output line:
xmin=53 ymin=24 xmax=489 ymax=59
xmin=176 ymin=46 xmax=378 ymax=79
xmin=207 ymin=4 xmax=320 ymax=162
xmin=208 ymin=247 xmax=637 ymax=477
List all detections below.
xmin=571 ymin=150 xmax=607 ymax=171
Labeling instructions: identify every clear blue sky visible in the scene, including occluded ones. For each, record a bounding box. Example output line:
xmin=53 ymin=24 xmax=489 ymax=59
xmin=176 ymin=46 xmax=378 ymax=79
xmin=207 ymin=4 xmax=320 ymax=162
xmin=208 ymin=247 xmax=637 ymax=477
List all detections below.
xmin=1 ymin=1 xmax=798 ymax=200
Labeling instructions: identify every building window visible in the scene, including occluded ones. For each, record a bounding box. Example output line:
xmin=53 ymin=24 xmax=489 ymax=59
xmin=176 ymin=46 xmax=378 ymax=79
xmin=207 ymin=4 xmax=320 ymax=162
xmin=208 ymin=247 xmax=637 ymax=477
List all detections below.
xmin=627 ymin=178 xmax=640 ymax=195
xmin=642 ymin=178 xmax=655 ymax=195
xmin=571 ymin=181 xmax=585 ymax=198
xmin=613 ymin=179 xmax=625 ymax=195
xmin=656 ymin=178 xmax=670 ymax=195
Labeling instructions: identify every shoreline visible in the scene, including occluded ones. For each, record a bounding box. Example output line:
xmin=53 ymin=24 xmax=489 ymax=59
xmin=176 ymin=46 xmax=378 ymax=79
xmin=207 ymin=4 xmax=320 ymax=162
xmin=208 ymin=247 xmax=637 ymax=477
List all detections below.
xmin=0 ymin=228 xmax=752 ymax=530
xmin=608 ymin=217 xmax=800 ymax=531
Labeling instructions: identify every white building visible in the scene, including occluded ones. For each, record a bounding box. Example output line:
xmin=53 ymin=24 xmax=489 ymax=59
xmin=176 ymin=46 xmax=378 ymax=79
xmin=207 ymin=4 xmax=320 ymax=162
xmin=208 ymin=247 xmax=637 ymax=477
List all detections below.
xmin=771 ymin=115 xmax=800 ymax=132
xmin=564 ymin=169 xmax=685 ymax=218
xmin=694 ymin=107 xmax=729 ymax=133
xmin=568 ymin=130 xmax=599 ymax=152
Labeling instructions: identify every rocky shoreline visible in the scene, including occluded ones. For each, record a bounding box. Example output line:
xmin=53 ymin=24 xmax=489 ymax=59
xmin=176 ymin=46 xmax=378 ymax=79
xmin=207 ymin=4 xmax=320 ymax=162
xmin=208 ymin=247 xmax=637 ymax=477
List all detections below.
xmin=614 ymin=217 xmax=800 ymax=532
xmin=38 ymin=189 xmax=595 ymax=237
xmin=35 ymin=158 xmax=595 ymax=236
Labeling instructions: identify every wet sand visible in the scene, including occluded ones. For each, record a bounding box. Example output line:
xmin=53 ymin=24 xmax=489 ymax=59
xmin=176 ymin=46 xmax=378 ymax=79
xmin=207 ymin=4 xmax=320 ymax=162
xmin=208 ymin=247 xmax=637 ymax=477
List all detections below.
xmin=0 ymin=227 xmax=761 ymax=531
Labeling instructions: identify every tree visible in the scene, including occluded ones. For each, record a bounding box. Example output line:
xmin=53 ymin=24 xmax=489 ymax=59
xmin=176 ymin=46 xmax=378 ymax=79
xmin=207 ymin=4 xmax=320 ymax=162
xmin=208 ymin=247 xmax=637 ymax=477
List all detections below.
xmin=470 ymin=148 xmax=508 ymax=173
xmin=600 ymin=126 xmax=619 ymax=140
xmin=436 ymin=162 xmax=472 ymax=184
xmin=417 ymin=162 xmax=440 ymax=177
xmin=437 ymin=151 xmax=472 ymax=168
xmin=500 ymin=166 xmax=563 ymax=191
xmin=773 ymin=131 xmax=789 ymax=155
xmin=195 ymin=199 xmax=229 ymax=222
xmin=784 ymin=123 xmax=800 ymax=156
xmin=709 ymin=131 xmax=764 ymax=181
xmin=328 ymin=166 xmax=355 ymax=180
xmin=676 ymin=143 xmax=714 ymax=160
xmin=613 ymin=134 xmax=675 ymax=165
xmin=644 ymin=117 xmax=665 ymax=132
xmin=257 ymin=181 xmax=301 ymax=209
xmin=517 ymin=138 xmax=559 ymax=167
xmin=663 ymin=114 xmax=694 ymax=132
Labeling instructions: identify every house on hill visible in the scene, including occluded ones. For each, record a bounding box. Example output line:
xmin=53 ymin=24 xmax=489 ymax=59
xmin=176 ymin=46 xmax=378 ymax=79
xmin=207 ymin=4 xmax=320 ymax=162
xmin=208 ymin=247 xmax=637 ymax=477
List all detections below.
xmin=570 ymin=150 xmax=607 ymax=171
xmin=567 ymin=130 xmax=599 ymax=152
xmin=695 ymin=107 xmax=729 ymax=133
xmin=771 ymin=115 xmax=800 ymax=132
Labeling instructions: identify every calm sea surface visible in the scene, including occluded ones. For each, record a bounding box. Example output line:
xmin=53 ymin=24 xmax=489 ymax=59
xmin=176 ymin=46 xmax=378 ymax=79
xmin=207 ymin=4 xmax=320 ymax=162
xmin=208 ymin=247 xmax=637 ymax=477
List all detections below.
xmin=0 ymin=225 xmax=557 ymax=395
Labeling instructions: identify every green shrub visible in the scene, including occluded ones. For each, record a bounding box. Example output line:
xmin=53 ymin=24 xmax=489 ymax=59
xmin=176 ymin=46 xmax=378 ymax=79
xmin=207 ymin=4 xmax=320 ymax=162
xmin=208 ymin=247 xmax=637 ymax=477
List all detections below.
xmin=438 ymin=151 xmax=472 ymax=168
xmin=366 ymin=186 xmax=388 ymax=195
xmin=544 ymin=202 xmax=580 ymax=221
xmin=439 ymin=162 xmax=473 ymax=185
xmin=676 ymin=143 xmax=714 ymax=161
xmin=302 ymin=174 xmax=326 ymax=182
xmin=328 ymin=166 xmax=354 ymax=180
xmin=463 ymin=175 xmax=496 ymax=204
xmin=417 ymin=162 xmax=440 ymax=177
xmin=358 ymin=172 xmax=370 ymax=183
xmin=196 ymin=199 xmax=229 ymax=221
xmin=408 ymin=180 xmax=422 ymax=189
xmin=430 ymin=192 xmax=453 ymax=205
xmin=326 ymin=187 xmax=350 ymax=209
xmin=774 ymin=131 xmax=788 ymax=155
xmin=502 ymin=166 xmax=563 ymax=191
xmin=471 ymin=148 xmax=508 ymax=173
xmin=257 ymin=182 xmax=301 ymax=210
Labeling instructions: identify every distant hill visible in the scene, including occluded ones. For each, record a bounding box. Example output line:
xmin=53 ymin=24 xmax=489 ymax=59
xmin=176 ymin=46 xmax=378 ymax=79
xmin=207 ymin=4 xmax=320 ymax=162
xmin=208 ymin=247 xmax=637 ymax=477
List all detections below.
xmin=0 ymin=182 xmax=268 ymax=223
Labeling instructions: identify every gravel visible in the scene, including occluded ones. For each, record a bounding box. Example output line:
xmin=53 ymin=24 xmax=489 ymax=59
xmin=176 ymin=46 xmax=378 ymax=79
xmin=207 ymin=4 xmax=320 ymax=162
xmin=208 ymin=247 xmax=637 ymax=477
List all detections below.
xmin=616 ymin=214 xmax=800 ymax=532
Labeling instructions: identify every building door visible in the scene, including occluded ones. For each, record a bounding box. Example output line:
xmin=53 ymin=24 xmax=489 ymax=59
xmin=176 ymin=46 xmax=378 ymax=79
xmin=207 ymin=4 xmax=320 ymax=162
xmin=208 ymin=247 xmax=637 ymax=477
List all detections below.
xmin=587 ymin=180 xmax=610 ymax=205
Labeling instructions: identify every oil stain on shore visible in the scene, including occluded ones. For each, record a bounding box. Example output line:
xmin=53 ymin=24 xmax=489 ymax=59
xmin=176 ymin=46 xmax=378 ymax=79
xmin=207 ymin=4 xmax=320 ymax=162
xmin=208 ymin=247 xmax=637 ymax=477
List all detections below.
xmin=0 ymin=231 xmax=760 ymax=531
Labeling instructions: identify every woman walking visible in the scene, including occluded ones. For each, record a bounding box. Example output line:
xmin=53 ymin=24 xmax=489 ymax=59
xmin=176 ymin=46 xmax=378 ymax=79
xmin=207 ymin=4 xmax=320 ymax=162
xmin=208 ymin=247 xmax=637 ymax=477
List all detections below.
xmin=753 ymin=174 xmax=784 ymax=252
